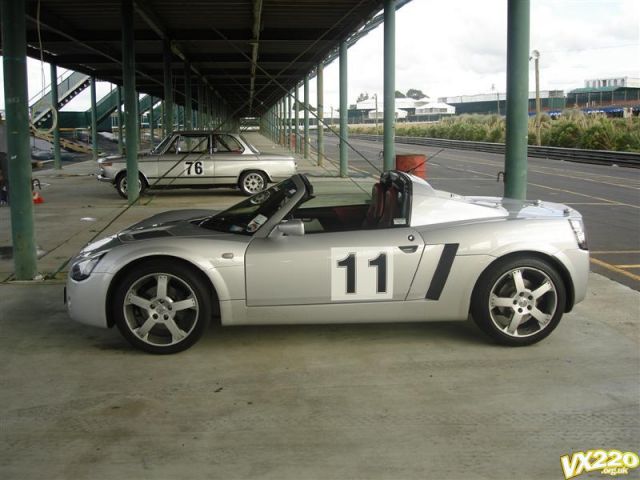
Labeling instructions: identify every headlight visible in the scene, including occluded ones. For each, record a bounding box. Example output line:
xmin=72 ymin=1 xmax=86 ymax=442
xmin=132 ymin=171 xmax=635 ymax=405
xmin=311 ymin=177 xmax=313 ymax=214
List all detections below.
xmin=70 ymin=252 xmax=107 ymax=281
xmin=569 ymin=219 xmax=588 ymax=250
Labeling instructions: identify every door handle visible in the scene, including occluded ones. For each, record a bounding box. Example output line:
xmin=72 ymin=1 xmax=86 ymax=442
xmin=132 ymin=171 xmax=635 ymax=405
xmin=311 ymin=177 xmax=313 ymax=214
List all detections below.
xmin=398 ymin=245 xmax=418 ymax=253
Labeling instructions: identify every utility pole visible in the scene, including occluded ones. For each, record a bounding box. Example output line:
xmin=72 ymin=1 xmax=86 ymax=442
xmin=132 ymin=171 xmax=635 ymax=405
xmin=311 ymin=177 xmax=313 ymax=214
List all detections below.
xmin=531 ymin=50 xmax=541 ymax=146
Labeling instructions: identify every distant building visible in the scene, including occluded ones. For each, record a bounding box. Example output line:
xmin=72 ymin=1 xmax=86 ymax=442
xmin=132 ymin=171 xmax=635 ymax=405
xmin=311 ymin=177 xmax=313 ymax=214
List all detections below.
xmin=438 ymin=90 xmax=565 ymax=115
xmin=584 ymin=77 xmax=640 ymax=88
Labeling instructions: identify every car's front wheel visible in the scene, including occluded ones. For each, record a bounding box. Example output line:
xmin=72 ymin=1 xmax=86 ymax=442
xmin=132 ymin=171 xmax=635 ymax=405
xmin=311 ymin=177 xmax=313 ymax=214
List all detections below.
xmin=239 ymin=170 xmax=268 ymax=195
xmin=470 ymin=256 xmax=566 ymax=346
xmin=112 ymin=260 xmax=212 ymax=354
xmin=115 ymin=172 xmax=146 ymax=199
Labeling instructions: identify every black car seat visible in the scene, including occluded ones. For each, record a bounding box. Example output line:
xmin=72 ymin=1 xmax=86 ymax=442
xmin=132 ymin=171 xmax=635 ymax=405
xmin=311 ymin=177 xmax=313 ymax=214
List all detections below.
xmin=378 ymin=186 xmax=400 ymax=228
xmin=363 ymin=183 xmax=384 ymax=228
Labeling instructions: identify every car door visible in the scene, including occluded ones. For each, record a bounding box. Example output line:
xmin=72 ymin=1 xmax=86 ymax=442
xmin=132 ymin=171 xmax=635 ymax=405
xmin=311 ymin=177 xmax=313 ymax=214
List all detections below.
xmin=156 ymin=133 xmax=212 ymax=186
xmin=211 ymin=134 xmax=257 ymax=185
xmin=244 ymin=227 xmax=425 ymax=306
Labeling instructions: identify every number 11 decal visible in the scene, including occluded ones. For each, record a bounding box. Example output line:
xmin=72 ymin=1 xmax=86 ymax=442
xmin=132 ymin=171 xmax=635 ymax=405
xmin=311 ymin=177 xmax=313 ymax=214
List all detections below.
xmin=331 ymin=247 xmax=394 ymax=301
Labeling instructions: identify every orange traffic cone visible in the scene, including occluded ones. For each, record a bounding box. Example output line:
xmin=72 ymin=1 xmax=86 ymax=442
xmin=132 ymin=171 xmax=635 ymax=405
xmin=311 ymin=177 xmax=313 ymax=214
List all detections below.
xmin=32 ymin=191 xmax=44 ymax=204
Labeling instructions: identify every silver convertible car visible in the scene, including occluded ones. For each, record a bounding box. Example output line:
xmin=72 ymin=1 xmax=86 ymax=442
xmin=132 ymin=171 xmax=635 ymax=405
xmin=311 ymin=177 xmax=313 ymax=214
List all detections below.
xmin=66 ymin=171 xmax=589 ymax=354
xmin=97 ymin=131 xmax=296 ymax=197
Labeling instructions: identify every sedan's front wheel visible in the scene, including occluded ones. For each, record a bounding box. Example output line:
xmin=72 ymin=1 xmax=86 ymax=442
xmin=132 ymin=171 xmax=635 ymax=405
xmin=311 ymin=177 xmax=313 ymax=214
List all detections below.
xmin=470 ymin=257 xmax=566 ymax=346
xmin=239 ymin=170 xmax=268 ymax=195
xmin=113 ymin=260 xmax=211 ymax=354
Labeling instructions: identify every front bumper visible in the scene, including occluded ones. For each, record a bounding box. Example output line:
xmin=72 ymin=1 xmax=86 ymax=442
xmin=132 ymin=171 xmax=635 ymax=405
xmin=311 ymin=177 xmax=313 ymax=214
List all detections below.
xmin=97 ymin=174 xmax=114 ymax=183
xmin=66 ymin=271 xmax=113 ymax=328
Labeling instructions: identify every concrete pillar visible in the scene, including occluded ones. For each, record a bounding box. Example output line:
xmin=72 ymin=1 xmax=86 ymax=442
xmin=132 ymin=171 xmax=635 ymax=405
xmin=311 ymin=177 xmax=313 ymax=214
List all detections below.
xmin=163 ymin=39 xmax=174 ymax=136
xmin=317 ymin=63 xmax=324 ymax=166
xmin=504 ymin=0 xmax=530 ymax=200
xmin=339 ymin=41 xmax=348 ymax=177
xmin=122 ymin=0 xmax=139 ymax=203
xmin=90 ymin=76 xmax=98 ymax=161
xmin=303 ymin=75 xmax=310 ymax=159
xmin=1 ymin=0 xmax=38 ymax=279
xmin=383 ymin=0 xmax=396 ymax=171
xmin=49 ymin=62 xmax=62 ymax=170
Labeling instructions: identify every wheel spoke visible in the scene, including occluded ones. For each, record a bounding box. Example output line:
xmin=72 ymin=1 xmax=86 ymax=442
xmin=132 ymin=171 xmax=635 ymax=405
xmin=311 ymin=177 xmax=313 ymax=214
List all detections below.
xmin=531 ymin=281 xmax=552 ymax=299
xmin=530 ymin=307 xmax=551 ymax=328
xmin=490 ymin=294 xmax=514 ymax=308
xmin=127 ymin=293 xmax=151 ymax=311
xmin=156 ymin=275 xmax=168 ymax=298
xmin=512 ymin=270 xmax=525 ymax=292
xmin=173 ymin=297 xmax=196 ymax=311
xmin=506 ymin=312 xmax=525 ymax=335
xmin=133 ymin=317 xmax=156 ymax=339
xmin=165 ymin=319 xmax=187 ymax=342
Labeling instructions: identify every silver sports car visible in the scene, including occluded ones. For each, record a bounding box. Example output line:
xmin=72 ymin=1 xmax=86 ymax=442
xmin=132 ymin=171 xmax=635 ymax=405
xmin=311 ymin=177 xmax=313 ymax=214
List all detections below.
xmin=66 ymin=171 xmax=589 ymax=354
xmin=97 ymin=131 xmax=296 ymax=197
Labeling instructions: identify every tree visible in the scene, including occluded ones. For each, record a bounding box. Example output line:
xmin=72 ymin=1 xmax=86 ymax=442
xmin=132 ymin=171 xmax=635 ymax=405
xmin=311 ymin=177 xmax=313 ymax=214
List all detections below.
xmin=356 ymin=92 xmax=369 ymax=102
xmin=394 ymin=90 xmax=406 ymax=98
xmin=406 ymin=88 xmax=427 ymax=100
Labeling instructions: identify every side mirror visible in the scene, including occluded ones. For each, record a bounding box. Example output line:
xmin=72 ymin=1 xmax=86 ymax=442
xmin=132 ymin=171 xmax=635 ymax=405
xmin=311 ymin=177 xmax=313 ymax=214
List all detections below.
xmin=276 ymin=218 xmax=304 ymax=237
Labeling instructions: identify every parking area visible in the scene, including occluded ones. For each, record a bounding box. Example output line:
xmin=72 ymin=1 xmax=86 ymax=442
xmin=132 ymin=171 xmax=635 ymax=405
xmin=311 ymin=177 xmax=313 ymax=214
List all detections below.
xmin=1 ymin=133 xmax=638 ymax=479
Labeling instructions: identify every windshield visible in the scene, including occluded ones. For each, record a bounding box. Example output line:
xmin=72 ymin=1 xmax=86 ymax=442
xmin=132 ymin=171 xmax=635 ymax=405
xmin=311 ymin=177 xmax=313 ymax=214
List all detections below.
xmin=200 ymin=178 xmax=299 ymax=235
xmin=151 ymin=134 xmax=175 ymax=154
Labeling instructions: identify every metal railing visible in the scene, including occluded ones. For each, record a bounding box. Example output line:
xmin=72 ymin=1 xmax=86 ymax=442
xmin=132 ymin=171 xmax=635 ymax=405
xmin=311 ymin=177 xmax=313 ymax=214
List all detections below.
xmin=348 ymin=134 xmax=640 ymax=168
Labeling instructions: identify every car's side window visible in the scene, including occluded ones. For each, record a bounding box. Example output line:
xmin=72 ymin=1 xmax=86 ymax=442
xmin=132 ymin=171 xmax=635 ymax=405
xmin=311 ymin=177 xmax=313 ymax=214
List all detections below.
xmin=214 ymin=134 xmax=244 ymax=154
xmin=176 ymin=135 xmax=209 ymax=154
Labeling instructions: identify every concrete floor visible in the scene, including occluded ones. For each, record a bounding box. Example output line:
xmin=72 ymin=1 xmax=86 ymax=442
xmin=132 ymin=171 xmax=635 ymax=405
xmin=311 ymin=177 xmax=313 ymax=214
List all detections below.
xmin=1 ymin=273 xmax=638 ymax=480
xmin=1 ymin=133 xmax=639 ymax=479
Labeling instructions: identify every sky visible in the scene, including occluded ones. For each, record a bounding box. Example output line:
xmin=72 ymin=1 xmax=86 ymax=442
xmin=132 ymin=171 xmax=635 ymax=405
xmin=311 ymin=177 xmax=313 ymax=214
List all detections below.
xmin=1 ymin=0 xmax=639 ymax=114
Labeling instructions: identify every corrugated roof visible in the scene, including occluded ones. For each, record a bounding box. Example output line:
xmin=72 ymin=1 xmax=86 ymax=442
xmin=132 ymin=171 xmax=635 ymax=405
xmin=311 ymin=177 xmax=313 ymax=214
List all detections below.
xmin=17 ymin=0 xmax=387 ymax=118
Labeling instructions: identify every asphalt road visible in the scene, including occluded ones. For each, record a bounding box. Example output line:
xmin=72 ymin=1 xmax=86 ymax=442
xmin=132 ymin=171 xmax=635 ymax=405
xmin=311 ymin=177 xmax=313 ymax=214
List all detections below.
xmin=318 ymin=133 xmax=640 ymax=291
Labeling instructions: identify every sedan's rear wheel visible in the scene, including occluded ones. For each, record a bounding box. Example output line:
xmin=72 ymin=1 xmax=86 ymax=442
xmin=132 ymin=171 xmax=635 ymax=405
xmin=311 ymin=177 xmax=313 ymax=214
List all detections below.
xmin=239 ymin=170 xmax=268 ymax=195
xmin=116 ymin=172 xmax=146 ymax=199
xmin=470 ymin=257 xmax=566 ymax=346
xmin=113 ymin=260 xmax=211 ymax=354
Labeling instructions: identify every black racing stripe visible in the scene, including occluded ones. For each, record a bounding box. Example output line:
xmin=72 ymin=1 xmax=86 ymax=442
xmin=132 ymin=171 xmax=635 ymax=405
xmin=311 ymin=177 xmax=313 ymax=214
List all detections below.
xmin=425 ymin=243 xmax=459 ymax=300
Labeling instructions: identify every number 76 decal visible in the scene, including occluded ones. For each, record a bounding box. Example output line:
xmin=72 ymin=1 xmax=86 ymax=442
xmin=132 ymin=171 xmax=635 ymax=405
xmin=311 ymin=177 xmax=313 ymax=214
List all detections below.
xmin=331 ymin=247 xmax=394 ymax=301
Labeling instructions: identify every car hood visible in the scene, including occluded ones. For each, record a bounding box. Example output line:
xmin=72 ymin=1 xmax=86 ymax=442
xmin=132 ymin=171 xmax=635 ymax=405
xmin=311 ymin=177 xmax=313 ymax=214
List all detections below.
xmin=78 ymin=209 xmax=224 ymax=256
xmin=117 ymin=209 xmax=224 ymax=241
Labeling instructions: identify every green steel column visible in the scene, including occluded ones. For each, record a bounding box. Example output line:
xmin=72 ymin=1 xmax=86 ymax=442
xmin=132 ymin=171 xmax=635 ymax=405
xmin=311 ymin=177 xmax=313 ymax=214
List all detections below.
xmin=339 ymin=41 xmax=348 ymax=177
xmin=137 ymin=93 xmax=142 ymax=143
xmin=504 ymin=0 xmax=530 ymax=200
xmin=294 ymin=85 xmax=299 ymax=153
xmin=149 ymin=96 xmax=155 ymax=146
xmin=116 ymin=86 xmax=124 ymax=154
xmin=286 ymin=93 xmax=291 ymax=150
xmin=317 ymin=63 xmax=324 ymax=166
xmin=49 ymin=62 xmax=62 ymax=170
xmin=163 ymin=39 xmax=174 ymax=135
xmin=303 ymin=75 xmax=310 ymax=159
xmin=197 ymin=84 xmax=204 ymax=129
xmin=90 ymin=76 xmax=98 ymax=161
xmin=1 ymin=0 xmax=37 ymax=279
xmin=122 ymin=0 xmax=139 ymax=204
xmin=383 ymin=0 xmax=396 ymax=171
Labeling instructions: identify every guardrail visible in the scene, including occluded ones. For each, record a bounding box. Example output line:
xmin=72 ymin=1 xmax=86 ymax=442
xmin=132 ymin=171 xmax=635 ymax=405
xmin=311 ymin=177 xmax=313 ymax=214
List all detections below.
xmin=348 ymin=134 xmax=640 ymax=168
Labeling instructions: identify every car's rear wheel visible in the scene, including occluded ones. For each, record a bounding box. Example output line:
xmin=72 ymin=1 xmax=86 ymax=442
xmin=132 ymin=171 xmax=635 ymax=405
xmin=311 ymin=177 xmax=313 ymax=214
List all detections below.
xmin=470 ymin=256 xmax=566 ymax=346
xmin=239 ymin=170 xmax=268 ymax=195
xmin=115 ymin=172 xmax=146 ymax=199
xmin=113 ymin=260 xmax=211 ymax=354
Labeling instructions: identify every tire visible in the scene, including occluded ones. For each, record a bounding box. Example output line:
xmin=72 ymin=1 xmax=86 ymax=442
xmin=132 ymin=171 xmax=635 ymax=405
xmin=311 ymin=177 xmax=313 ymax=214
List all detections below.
xmin=115 ymin=172 xmax=146 ymax=199
xmin=470 ymin=256 xmax=566 ymax=346
xmin=112 ymin=260 xmax=212 ymax=354
xmin=239 ymin=170 xmax=268 ymax=196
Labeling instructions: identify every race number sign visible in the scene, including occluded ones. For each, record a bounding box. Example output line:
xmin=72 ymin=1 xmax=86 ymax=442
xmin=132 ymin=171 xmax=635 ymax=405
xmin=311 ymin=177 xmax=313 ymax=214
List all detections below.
xmin=330 ymin=247 xmax=394 ymax=301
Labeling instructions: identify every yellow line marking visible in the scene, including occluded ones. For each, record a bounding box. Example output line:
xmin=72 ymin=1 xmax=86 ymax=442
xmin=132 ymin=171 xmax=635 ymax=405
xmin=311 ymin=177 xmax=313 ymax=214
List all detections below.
xmin=591 ymin=250 xmax=640 ymax=254
xmin=528 ymin=182 xmax=638 ymax=209
xmin=590 ymin=257 xmax=640 ymax=281
xmin=614 ymin=264 xmax=640 ymax=269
